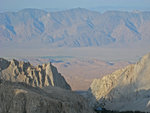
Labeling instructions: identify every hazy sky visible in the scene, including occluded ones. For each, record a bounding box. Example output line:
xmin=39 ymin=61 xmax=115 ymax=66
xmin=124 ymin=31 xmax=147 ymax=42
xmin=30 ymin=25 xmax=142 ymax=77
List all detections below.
xmin=0 ymin=0 xmax=150 ymax=12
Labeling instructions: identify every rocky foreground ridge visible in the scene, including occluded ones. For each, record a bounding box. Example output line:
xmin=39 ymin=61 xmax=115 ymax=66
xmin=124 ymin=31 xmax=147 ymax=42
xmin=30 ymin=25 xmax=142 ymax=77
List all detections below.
xmin=0 ymin=80 xmax=94 ymax=113
xmin=0 ymin=58 xmax=95 ymax=113
xmin=90 ymin=53 xmax=150 ymax=112
xmin=0 ymin=58 xmax=71 ymax=90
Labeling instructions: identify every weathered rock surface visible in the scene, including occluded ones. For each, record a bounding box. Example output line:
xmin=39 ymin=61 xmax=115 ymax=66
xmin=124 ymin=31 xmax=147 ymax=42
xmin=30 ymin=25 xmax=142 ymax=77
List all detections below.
xmin=0 ymin=58 xmax=71 ymax=90
xmin=90 ymin=53 xmax=150 ymax=112
xmin=0 ymin=80 xmax=94 ymax=113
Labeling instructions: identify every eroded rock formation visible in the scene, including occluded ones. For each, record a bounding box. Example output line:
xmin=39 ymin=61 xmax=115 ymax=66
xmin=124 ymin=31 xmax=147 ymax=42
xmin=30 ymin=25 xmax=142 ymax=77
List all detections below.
xmin=0 ymin=58 xmax=71 ymax=90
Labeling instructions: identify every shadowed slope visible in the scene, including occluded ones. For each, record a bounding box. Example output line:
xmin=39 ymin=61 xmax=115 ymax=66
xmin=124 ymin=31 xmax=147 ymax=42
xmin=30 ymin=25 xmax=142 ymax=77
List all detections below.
xmin=0 ymin=80 xmax=94 ymax=113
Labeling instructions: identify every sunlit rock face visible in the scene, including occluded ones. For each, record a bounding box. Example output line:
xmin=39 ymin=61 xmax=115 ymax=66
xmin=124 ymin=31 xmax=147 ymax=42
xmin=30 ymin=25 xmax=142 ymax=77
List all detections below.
xmin=90 ymin=53 xmax=150 ymax=112
xmin=0 ymin=58 xmax=71 ymax=90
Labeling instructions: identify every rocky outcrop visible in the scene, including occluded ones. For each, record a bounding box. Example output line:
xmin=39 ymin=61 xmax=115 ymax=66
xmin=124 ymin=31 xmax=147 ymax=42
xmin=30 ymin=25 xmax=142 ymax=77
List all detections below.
xmin=0 ymin=58 xmax=95 ymax=113
xmin=0 ymin=80 xmax=94 ymax=113
xmin=0 ymin=58 xmax=71 ymax=90
xmin=89 ymin=53 xmax=150 ymax=112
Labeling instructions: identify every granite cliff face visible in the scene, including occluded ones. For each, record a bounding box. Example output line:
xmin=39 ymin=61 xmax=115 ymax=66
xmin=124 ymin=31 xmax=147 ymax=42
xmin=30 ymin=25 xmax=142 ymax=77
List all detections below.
xmin=0 ymin=58 xmax=71 ymax=90
xmin=90 ymin=53 xmax=150 ymax=112
xmin=0 ymin=80 xmax=94 ymax=113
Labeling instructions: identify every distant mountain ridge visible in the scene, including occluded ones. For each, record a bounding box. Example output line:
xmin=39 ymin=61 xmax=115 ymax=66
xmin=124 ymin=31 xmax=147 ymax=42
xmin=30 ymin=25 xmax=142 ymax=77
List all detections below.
xmin=0 ymin=8 xmax=150 ymax=47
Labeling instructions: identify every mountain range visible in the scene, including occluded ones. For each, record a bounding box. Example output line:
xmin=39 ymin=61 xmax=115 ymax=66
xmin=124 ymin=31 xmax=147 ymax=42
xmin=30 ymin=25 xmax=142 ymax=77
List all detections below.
xmin=14 ymin=56 xmax=130 ymax=90
xmin=0 ymin=8 xmax=150 ymax=48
